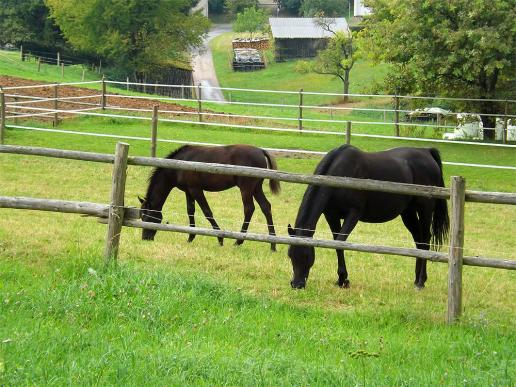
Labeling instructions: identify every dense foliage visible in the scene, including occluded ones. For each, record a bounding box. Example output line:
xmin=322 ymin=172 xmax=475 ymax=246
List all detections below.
xmin=224 ymin=0 xmax=259 ymax=16
xmin=300 ymin=0 xmax=351 ymax=17
xmin=0 ymin=0 xmax=64 ymax=49
xmin=45 ymin=0 xmax=209 ymax=74
xmin=233 ymin=7 xmax=269 ymax=37
xmin=359 ymin=0 xmax=516 ymax=132
xmin=276 ymin=0 xmax=302 ymax=15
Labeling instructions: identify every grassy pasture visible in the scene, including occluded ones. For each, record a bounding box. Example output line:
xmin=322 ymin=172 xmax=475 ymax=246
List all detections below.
xmin=1 ymin=49 xmax=515 ymax=384
xmin=1 ymin=115 xmax=515 ymax=385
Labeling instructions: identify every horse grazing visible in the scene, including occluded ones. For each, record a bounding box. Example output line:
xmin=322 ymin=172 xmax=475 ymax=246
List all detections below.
xmin=288 ymin=145 xmax=449 ymax=289
xmin=139 ymin=144 xmax=281 ymax=250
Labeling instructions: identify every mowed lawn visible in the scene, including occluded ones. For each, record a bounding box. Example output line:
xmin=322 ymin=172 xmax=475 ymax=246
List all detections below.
xmin=1 ymin=117 xmax=515 ymax=385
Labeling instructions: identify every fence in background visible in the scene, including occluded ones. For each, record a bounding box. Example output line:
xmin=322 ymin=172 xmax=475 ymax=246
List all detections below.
xmin=0 ymin=79 xmax=515 ymax=171
xmin=0 ymin=142 xmax=515 ymax=324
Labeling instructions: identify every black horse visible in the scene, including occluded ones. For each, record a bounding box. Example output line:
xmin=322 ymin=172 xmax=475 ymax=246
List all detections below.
xmin=288 ymin=145 xmax=449 ymax=289
xmin=139 ymin=144 xmax=281 ymax=250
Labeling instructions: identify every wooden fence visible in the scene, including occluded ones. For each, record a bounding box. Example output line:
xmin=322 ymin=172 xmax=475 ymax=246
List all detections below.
xmin=1 ymin=143 xmax=515 ymax=324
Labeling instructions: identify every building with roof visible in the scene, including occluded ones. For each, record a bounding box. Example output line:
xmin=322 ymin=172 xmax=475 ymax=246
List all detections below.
xmin=269 ymin=17 xmax=349 ymax=61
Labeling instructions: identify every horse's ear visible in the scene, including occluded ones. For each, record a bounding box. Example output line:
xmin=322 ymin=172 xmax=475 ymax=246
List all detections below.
xmin=287 ymin=224 xmax=294 ymax=236
xmin=138 ymin=195 xmax=146 ymax=204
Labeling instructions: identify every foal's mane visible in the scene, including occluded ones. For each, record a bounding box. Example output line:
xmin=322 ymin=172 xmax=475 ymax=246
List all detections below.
xmin=145 ymin=146 xmax=190 ymax=198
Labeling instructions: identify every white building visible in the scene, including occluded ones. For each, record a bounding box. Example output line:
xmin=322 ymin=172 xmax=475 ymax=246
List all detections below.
xmin=354 ymin=0 xmax=371 ymax=17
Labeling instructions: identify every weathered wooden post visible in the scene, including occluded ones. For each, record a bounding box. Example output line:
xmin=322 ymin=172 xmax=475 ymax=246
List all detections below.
xmin=502 ymin=100 xmax=508 ymax=144
xmin=82 ymin=68 xmax=85 ymax=81
xmin=53 ymin=84 xmax=59 ymax=127
xmin=447 ymin=176 xmax=466 ymax=324
xmin=61 ymin=62 xmax=64 ymax=78
xmin=104 ymin=142 xmax=130 ymax=266
xmin=394 ymin=95 xmax=400 ymax=137
xmin=298 ymin=88 xmax=303 ymax=131
xmin=101 ymin=75 xmax=106 ymax=110
xmin=126 ymin=76 xmax=130 ymax=92
xmin=20 ymin=45 xmax=24 ymax=61
xmin=57 ymin=51 xmax=60 ymax=66
xmin=13 ymin=97 xmax=18 ymax=125
xmin=346 ymin=121 xmax=351 ymax=145
xmin=151 ymin=105 xmax=159 ymax=157
xmin=197 ymin=83 xmax=203 ymax=122
xmin=0 ymin=91 xmax=5 ymax=144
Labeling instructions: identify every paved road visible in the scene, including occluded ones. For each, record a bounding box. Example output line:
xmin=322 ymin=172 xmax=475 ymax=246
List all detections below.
xmin=192 ymin=24 xmax=232 ymax=102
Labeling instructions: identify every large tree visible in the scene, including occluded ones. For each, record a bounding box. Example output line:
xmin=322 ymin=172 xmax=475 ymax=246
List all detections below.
xmin=359 ymin=0 xmax=516 ymax=136
xmin=233 ymin=7 xmax=268 ymax=37
xmin=300 ymin=0 xmax=350 ymax=17
xmin=45 ymin=0 xmax=209 ymax=74
xmin=0 ymin=0 xmax=64 ymax=49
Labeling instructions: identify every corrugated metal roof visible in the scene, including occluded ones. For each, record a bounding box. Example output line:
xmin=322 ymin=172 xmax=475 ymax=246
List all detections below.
xmin=269 ymin=18 xmax=349 ymax=39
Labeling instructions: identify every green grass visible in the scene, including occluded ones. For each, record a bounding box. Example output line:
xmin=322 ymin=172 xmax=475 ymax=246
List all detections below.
xmin=0 ymin=49 xmax=102 ymax=84
xmin=1 ymin=46 xmax=515 ymax=385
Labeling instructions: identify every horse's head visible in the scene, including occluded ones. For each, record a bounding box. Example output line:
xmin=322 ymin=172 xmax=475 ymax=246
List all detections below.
xmin=287 ymin=224 xmax=315 ymax=289
xmin=138 ymin=195 xmax=162 ymax=241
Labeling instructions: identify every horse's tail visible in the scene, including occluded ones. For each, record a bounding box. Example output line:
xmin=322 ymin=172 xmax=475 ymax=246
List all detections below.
xmin=429 ymin=148 xmax=450 ymax=250
xmin=262 ymin=149 xmax=281 ymax=195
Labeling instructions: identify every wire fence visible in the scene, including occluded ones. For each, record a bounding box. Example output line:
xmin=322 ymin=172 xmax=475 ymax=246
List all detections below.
xmin=0 ymin=78 xmax=515 ymax=172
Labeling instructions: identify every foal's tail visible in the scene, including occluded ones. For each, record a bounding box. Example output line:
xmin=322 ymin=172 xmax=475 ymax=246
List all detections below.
xmin=429 ymin=148 xmax=450 ymax=250
xmin=263 ymin=150 xmax=281 ymax=195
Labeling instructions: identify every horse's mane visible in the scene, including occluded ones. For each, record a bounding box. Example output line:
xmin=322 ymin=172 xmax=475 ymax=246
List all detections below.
xmin=294 ymin=145 xmax=350 ymax=232
xmin=145 ymin=146 xmax=191 ymax=198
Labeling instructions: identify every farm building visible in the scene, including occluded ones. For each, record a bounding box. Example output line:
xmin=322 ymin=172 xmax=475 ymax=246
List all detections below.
xmin=269 ymin=17 xmax=349 ymax=61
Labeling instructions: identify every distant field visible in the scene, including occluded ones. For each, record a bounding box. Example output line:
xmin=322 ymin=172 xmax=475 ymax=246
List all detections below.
xmin=0 ymin=50 xmax=515 ymax=385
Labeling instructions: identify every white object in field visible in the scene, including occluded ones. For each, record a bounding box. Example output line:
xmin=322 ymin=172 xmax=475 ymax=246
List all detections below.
xmin=443 ymin=114 xmax=483 ymax=140
xmin=495 ymin=118 xmax=516 ymax=141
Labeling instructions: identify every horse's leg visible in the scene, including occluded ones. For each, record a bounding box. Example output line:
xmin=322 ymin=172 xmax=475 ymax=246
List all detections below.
xmin=253 ymin=185 xmax=276 ymax=252
xmin=235 ymin=188 xmax=255 ymax=247
xmin=325 ymin=210 xmax=360 ymax=288
xmin=401 ymin=207 xmax=430 ymax=289
xmin=190 ymin=189 xmax=224 ymax=246
xmin=185 ymin=192 xmax=196 ymax=243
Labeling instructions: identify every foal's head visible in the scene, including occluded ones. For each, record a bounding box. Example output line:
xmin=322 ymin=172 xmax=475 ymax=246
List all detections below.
xmin=287 ymin=224 xmax=315 ymax=289
xmin=138 ymin=196 xmax=162 ymax=241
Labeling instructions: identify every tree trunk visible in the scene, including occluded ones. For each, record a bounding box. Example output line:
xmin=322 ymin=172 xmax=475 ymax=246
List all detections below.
xmin=343 ymin=69 xmax=350 ymax=103
xmin=479 ymin=99 xmax=498 ymax=140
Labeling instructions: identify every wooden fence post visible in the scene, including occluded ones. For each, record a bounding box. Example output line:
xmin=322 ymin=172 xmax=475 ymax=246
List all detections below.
xmin=53 ymin=84 xmax=59 ymax=127
xmin=298 ymin=88 xmax=303 ymax=131
xmin=151 ymin=105 xmax=159 ymax=157
xmin=502 ymin=100 xmax=508 ymax=144
xmin=0 ymin=91 xmax=5 ymax=144
xmin=346 ymin=121 xmax=351 ymax=144
xmin=447 ymin=176 xmax=466 ymax=324
xmin=13 ymin=97 xmax=18 ymax=125
xmin=61 ymin=62 xmax=64 ymax=78
xmin=104 ymin=142 xmax=130 ymax=265
xmin=126 ymin=76 xmax=130 ymax=92
xmin=20 ymin=45 xmax=24 ymax=61
xmin=394 ymin=95 xmax=400 ymax=137
xmin=101 ymin=75 xmax=106 ymax=110
xmin=82 ymin=68 xmax=85 ymax=81
xmin=57 ymin=51 xmax=60 ymax=66
xmin=197 ymin=83 xmax=203 ymax=122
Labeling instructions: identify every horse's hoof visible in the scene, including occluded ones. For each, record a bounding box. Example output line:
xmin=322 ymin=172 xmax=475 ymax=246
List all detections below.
xmin=414 ymin=283 xmax=425 ymax=290
xmin=187 ymin=236 xmax=195 ymax=243
xmin=234 ymin=240 xmax=243 ymax=247
xmin=337 ymin=279 xmax=350 ymax=288
xmin=218 ymin=239 xmax=224 ymax=246
xmin=270 ymin=245 xmax=277 ymax=252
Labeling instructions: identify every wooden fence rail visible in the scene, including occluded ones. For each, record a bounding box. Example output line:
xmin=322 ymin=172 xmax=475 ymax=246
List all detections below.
xmin=1 ymin=142 xmax=516 ymax=323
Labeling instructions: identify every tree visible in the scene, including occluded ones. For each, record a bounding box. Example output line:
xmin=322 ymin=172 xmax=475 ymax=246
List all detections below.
xmin=311 ymin=17 xmax=355 ymax=102
xmin=358 ymin=0 xmax=516 ymax=137
xmin=233 ymin=7 xmax=268 ymax=37
xmin=300 ymin=0 xmax=350 ymax=17
xmin=45 ymin=0 xmax=210 ymax=74
xmin=224 ymin=0 xmax=259 ymax=16
xmin=0 ymin=0 xmax=64 ymax=49
xmin=208 ymin=0 xmax=225 ymax=14
xmin=275 ymin=0 xmax=302 ymax=15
